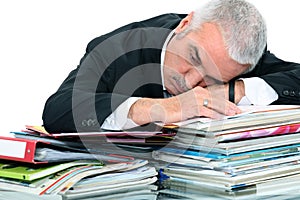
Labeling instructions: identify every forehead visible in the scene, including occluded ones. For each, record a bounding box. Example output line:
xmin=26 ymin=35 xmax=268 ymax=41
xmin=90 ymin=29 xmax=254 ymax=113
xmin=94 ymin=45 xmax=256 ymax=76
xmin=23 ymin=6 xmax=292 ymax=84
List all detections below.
xmin=188 ymin=23 xmax=246 ymax=76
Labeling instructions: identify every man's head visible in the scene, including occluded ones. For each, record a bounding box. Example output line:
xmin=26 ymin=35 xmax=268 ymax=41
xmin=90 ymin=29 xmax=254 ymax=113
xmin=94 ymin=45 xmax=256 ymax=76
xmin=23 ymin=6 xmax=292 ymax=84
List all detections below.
xmin=163 ymin=0 xmax=267 ymax=95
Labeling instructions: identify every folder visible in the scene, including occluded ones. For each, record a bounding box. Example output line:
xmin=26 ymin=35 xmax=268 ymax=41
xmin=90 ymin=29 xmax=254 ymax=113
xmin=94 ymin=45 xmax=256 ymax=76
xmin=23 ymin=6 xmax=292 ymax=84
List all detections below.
xmin=0 ymin=160 xmax=102 ymax=181
xmin=0 ymin=135 xmax=53 ymax=164
xmin=24 ymin=125 xmax=169 ymax=138
xmin=0 ymin=135 xmax=135 ymax=164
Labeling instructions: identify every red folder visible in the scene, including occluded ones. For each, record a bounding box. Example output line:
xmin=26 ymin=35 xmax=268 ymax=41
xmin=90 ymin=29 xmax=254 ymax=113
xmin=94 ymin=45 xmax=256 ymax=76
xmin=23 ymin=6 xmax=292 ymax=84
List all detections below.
xmin=0 ymin=135 xmax=51 ymax=164
xmin=0 ymin=135 xmax=135 ymax=164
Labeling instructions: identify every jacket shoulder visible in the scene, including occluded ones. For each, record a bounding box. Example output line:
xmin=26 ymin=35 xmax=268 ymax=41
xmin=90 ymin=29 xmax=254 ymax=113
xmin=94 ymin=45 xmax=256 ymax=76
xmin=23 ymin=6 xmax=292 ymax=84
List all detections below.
xmin=86 ymin=13 xmax=186 ymax=52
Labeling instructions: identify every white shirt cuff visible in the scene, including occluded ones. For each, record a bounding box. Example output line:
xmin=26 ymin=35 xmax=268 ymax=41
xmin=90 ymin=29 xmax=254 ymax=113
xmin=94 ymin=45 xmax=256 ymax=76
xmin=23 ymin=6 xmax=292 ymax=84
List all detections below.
xmin=101 ymin=97 xmax=141 ymax=130
xmin=238 ymin=77 xmax=278 ymax=106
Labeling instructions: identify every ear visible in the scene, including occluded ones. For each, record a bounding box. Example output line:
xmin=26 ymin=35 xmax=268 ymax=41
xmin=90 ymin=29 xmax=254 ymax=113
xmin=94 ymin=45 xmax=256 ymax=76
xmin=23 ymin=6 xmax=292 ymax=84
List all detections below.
xmin=175 ymin=12 xmax=194 ymax=34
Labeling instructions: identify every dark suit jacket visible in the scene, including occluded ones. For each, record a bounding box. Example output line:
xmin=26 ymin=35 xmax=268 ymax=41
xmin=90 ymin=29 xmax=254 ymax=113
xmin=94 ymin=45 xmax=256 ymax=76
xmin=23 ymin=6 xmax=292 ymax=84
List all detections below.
xmin=42 ymin=13 xmax=300 ymax=133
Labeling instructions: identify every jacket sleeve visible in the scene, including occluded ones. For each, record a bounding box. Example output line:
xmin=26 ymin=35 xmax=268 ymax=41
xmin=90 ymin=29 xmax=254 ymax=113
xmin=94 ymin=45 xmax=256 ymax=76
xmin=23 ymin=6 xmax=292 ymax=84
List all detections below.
xmin=242 ymin=50 xmax=300 ymax=104
xmin=42 ymin=14 xmax=183 ymax=133
xmin=42 ymin=62 xmax=130 ymax=133
xmin=42 ymin=25 xmax=166 ymax=133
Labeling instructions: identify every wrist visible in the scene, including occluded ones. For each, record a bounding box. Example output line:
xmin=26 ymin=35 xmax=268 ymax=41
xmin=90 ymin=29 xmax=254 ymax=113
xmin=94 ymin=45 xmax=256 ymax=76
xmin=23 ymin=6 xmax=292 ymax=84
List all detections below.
xmin=128 ymin=98 xmax=168 ymax=125
xmin=128 ymin=98 xmax=153 ymax=125
xmin=128 ymin=97 xmax=181 ymax=125
xmin=234 ymin=80 xmax=245 ymax=103
xmin=228 ymin=81 xmax=235 ymax=103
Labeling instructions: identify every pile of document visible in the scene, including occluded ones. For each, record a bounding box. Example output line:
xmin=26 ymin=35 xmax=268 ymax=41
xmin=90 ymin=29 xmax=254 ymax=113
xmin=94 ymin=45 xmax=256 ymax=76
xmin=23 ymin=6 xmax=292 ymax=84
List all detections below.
xmin=154 ymin=105 xmax=300 ymax=199
xmin=0 ymin=128 xmax=159 ymax=199
xmin=22 ymin=125 xmax=175 ymax=161
xmin=1 ymin=105 xmax=300 ymax=199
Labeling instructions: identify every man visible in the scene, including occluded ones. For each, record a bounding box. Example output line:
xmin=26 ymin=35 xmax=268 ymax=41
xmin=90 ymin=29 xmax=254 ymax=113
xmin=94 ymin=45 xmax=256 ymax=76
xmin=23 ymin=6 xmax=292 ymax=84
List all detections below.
xmin=42 ymin=0 xmax=300 ymax=133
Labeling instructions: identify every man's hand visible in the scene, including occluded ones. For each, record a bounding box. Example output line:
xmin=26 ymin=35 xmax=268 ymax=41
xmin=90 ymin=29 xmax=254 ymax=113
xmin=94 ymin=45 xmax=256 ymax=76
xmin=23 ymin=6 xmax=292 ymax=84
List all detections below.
xmin=205 ymin=80 xmax=246 ymax=104
xmin=128 ymin=86 xmax=241 ymax=125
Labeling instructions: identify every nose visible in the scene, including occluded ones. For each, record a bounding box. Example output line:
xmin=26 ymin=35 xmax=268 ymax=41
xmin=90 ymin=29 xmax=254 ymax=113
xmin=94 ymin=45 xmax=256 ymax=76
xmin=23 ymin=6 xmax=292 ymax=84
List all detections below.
xmin=185 ymin=68 xmax=204 ymax=89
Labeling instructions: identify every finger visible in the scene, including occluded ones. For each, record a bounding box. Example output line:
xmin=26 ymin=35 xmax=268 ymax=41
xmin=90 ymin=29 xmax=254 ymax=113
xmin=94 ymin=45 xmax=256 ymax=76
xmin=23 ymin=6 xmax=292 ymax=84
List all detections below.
xmin=192 ymin=87 xmax=241 ymax=116
xmin=199 ymin=105 xmax=224 ymax=119
xmin=202 ymin=98 xmax=241 ymax=116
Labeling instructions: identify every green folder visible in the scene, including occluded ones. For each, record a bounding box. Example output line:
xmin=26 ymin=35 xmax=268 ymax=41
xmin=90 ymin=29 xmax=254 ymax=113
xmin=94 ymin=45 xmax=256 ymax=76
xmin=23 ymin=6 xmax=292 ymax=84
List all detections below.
xmin=0 ymin=160 xmax=103 ymax=181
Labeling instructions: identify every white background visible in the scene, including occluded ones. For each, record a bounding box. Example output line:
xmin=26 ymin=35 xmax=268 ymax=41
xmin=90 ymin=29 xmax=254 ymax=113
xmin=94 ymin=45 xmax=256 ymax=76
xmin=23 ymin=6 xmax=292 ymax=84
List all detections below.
xmin=0 ymin=0 xmax=299 ymax=134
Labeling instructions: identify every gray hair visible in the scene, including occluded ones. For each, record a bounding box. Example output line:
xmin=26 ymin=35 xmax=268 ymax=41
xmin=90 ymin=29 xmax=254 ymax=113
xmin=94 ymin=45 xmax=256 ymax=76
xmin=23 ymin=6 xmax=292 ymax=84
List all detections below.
xmin=189 ymin=0 xmax=267 ymax=71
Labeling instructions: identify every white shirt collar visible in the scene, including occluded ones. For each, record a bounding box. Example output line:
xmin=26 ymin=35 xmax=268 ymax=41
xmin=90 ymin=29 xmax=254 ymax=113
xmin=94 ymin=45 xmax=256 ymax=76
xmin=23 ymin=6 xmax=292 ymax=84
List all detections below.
xmin=160 ymin=30 xmax=175 ymax=90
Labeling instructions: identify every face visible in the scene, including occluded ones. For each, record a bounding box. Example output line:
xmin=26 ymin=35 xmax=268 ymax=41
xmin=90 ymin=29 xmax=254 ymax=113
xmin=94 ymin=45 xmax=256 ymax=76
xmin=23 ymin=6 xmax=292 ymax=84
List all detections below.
xmin=163 ymin=14 xmax=250 ymax=95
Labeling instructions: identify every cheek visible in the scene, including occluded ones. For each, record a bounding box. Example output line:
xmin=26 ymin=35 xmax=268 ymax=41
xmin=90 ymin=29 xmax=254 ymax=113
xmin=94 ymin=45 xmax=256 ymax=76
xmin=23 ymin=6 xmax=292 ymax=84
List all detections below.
xmin=168 ymin=53 xmax=198 ymax=79
xmin=176 ymin=58 xmax=190 ymax=73
xmin=221 ymin=71 xmax=239 ymax=82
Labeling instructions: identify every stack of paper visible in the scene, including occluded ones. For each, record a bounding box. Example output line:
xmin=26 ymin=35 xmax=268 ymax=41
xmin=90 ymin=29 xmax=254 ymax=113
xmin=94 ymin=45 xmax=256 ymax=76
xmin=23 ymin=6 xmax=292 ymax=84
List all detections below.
xmin=1 ymin=105 xmax=300 ymax=199
xmin=21 ymin=125 xmax=176 ymax=161
xmin=0 ymin=129 xmax=159 ymax=199
xmin=154 ymin=105 xmax=300 ymax=199
xmin=0 ymin=159 xmax=158 ymax=199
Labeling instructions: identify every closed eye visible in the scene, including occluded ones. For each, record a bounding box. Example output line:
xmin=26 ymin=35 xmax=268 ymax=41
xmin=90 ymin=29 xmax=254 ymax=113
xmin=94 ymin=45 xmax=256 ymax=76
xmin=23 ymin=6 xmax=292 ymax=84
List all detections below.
xmin=189 ymin=45 xmax=202 ymax=67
